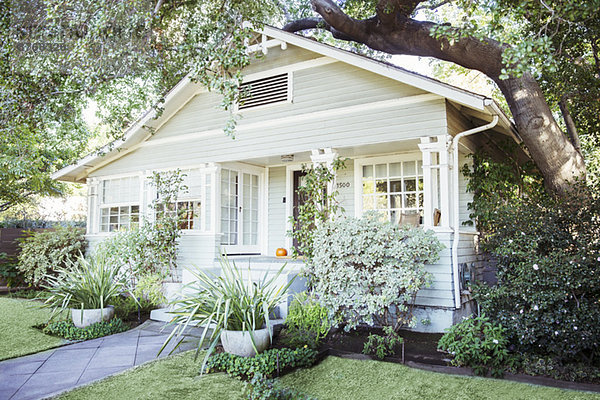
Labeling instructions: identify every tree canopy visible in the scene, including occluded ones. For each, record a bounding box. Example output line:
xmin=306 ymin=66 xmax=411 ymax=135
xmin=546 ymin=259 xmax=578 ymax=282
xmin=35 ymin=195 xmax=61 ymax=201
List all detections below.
xmin=1 ymin=0 xmax=598 ymax=210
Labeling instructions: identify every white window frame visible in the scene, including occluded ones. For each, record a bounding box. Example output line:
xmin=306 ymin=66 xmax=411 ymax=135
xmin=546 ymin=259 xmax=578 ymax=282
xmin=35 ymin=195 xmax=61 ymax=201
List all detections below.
xmin=152 ymin=168 xmax=213 ymax=233
xmin=354 ymin=153 xmax=424 ymax=223
xmin=98 ymin=174 xmax=142 ymax=233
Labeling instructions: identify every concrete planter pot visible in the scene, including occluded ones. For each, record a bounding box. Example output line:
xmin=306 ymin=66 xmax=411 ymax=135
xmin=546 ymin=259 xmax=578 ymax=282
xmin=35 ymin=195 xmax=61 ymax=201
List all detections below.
xmin=220 ymin=328 xmax=271 ymax=357
xmin=71 ymin=306 xmax=114 ymax=328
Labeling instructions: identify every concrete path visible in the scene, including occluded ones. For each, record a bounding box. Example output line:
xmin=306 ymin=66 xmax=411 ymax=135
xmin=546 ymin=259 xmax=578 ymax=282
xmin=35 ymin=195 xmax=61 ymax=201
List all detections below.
xmin=0 ymin=320 xmax=200 ymax=400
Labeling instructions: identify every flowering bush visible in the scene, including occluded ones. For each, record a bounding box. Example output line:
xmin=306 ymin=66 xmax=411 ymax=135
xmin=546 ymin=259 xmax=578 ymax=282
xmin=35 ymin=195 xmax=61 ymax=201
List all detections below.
xmin=309 ymin=213 xmax=443 ymax=331
xmin=438 ymin=314 xmax=514 ymax=377
xmin=463 ymin=150 xmax=600 ymax=364
xmin=472 ymin=186 xmax=600 ymax=363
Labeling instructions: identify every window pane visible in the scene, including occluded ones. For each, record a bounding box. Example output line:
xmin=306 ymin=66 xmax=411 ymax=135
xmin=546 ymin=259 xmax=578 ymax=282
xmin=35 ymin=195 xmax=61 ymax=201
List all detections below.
xmin=404 ymin=179 xmax=416 ymax=192
xmin=390 ymin=194 xmax=402 ymax=209
xmin=362 ymin=179 xmax=374 ymax=194
xmin=389 ymin=179 xmax=402 ymax=192
xmin=389 ymin=162 xmax=402 ymax=177
xmin=362 ymin=165 xmax=373 ymax=178
xmin=363 ymin=195 xmax=374 ymax=210
xmin=404 ymin=161 xmax=416 ymax=176
xmin=405 ymin=193 xmax=417 ymax=208
xmin=375 ymin=180 xmax=387 ymax=193
xmin=375 ymin=164 xmax=387 ymax=178
xmin=375 ymin=195 xmax=387 ymax=209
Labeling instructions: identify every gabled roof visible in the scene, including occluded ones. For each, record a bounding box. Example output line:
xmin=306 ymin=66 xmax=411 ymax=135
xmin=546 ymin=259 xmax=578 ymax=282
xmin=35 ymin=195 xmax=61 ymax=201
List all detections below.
xmin=53 ymin=25 xmax=516 ymax=183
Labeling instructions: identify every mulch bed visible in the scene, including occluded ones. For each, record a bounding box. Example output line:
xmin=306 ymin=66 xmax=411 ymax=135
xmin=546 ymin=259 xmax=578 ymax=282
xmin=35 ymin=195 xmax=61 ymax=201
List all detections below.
xmin=273 ymin=325 xmax=600 ymax=393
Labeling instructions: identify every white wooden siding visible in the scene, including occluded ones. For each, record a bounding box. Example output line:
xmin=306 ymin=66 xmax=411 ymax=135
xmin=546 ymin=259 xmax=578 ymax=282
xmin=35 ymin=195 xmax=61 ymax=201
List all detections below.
xmin=267 ymin=166 xmax=287 ymax=256
xmin=336 ymin=160 xmax=354 ymax=216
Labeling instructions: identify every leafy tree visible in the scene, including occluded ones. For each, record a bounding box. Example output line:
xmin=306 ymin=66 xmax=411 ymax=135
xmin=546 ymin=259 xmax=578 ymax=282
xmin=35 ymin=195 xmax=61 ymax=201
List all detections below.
xmin=3 ymin=0 xmax=598 ymax=201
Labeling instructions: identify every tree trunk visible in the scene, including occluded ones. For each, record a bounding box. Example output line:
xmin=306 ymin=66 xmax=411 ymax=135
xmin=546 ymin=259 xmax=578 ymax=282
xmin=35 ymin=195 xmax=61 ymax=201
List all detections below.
xmin=284 ymin=0 xmax=586 ymax=195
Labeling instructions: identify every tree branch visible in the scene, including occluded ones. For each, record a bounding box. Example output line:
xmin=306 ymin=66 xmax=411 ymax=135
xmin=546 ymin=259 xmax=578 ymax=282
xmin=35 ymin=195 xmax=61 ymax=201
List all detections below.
xmin=559 ymin=95 xmax=581 ymax=154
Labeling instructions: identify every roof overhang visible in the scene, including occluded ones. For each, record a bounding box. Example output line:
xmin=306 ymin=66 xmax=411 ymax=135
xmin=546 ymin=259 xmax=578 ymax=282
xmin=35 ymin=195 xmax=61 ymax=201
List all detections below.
xmin=53 ymin=25 xmax=517 ymax=183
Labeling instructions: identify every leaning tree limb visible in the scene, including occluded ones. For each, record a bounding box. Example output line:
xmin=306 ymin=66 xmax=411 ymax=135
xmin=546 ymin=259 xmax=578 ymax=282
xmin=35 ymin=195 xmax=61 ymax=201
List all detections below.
xmin=284 ymin=0 xmax=586 ymax=195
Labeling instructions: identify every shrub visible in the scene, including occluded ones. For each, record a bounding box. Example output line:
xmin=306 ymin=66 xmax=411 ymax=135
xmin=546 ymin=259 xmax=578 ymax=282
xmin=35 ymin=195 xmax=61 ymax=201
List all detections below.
xmin=111 ymin=295 xmax=155 ymax=321
xmin=363 ymin=326 xmax=403 ymax=360
xmin=0 ymin=253 xmax=25 ymax=287
xmin=17 ymin=227 xmax=86 ymax=287
xmin=205 ymin=347 xmax=317 ymax=380
xmin=281 ymin=292 xmax=332 ymax=349
xmin=471 ymin=185 xmax=600 ymax=364
xmin=310 ymin=213 xmax=442 ymax=331
xmin=438 ymin=314 xmax=515 ymax=377
xmin=42 ymin=318 xmax=128 ymax=340
xmin=519 ymin=354 xmax=600 ymax=383
xmin=246 ymin=374 xmax=316 ymax=400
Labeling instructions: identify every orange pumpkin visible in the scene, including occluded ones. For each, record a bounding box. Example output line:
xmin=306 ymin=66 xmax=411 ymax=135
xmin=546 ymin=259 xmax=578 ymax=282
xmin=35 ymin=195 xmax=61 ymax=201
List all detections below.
xmin=276 ymin=248 xmax=287 ymax=257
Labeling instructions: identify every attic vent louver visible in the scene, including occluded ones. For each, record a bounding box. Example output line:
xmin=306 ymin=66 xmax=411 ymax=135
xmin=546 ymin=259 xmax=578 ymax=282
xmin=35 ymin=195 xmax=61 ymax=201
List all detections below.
xmin=238 ymin=73 xmax=289 ymax=110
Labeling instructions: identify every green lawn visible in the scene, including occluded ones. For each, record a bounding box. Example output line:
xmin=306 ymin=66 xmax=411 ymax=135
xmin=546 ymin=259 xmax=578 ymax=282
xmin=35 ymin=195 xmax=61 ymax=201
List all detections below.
xmin=58 ymin=351 xmax=600 ymax=400
xmin=0 ymin=297 xmax=64 ymax=361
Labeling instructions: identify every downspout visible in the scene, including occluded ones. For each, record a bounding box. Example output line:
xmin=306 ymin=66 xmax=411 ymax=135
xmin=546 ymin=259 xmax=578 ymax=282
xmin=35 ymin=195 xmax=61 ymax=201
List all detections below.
xmin=448 ymin=114 xmax=499 ymax=309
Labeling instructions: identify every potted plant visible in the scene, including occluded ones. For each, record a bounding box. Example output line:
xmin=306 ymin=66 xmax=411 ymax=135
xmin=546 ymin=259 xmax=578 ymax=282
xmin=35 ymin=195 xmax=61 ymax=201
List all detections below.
xmin=161 ymin=255 xmax=293 ymax=369
xmin=42 ymin=252 xmax=129 ymax=328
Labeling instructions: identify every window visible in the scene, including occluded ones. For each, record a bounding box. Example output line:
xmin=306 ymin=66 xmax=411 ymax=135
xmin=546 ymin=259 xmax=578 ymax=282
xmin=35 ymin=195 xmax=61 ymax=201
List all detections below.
xmin=360 ymin=159 xmax=424 ymax=224
xmin=99 ymin=176 xmax=140 ymax=232
xmin=154 ymin=168 xmax=212 ymax=231
xmin=238 ymin=73 xmax=290 ymax=110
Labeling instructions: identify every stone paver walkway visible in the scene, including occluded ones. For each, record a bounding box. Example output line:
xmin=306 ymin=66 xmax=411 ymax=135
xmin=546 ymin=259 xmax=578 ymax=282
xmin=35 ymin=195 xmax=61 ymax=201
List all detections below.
xmin=0 ymin=320 xmax=200 ymax=400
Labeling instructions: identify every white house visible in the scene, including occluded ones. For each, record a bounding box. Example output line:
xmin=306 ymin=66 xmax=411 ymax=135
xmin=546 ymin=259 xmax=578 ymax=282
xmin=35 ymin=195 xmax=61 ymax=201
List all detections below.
xmin=53 ymin=25 xmax=522 ymax=332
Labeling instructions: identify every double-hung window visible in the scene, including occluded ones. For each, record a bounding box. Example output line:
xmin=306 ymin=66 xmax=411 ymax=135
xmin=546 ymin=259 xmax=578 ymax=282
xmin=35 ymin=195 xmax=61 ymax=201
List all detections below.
xmin=358 ymin=156 xmax=424 ymax=224
xmin=99 ymin=176 xmax=140 ymax=232
xmin=154 ymin=168 xmax=212 ymax=231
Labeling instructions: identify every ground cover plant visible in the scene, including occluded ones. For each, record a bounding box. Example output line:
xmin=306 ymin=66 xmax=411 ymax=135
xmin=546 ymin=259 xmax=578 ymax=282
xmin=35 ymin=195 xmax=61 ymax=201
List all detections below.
xmin=42 ymin=318 xmax=128 ymax=341
xmin=205 ymin=347 xmax=318 ymax=380
xmin=55 ymin=351 xmax=600 ymax=400
xmin=0 ymin=297 xmax=64 ymax=361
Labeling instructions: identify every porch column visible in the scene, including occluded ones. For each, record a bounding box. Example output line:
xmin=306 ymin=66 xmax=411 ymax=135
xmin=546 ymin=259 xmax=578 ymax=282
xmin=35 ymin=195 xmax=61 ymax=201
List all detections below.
xmin=419 ymin=138 xmax=434 ymax=227
xmin=86 ymin=178 xmax=99 ymax=235
xmin=438 ymin=135 xmax=451 ymax=228
xmin=418 ymin=135 xmax=451 ymax=228
xmin=310 ymin=148 xmax=338 ymax=198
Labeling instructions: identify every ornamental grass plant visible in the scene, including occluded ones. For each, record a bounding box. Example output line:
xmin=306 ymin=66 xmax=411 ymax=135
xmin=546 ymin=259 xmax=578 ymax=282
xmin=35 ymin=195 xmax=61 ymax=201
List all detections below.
xmin=42 ymin=252 xmax=130 ymax=320
xmin=160 ymin=255 xmax=294 ymax=371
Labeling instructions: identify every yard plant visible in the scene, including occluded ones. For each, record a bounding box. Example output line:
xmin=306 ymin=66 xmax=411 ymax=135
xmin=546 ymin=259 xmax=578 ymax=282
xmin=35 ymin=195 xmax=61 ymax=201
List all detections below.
xmin=310 ymin=213 xmax=442 ymax=332
xmin=42 ymin=252 xmax=130 ymax=320
xmin=161 ymin=256 xmax=294 ymax=370
xmin=17 ymin=227 xmax=86 ymax=287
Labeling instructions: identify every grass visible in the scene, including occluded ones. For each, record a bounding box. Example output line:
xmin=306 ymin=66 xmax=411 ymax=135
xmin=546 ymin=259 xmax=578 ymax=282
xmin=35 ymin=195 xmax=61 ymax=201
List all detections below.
xmin=57 ymin=352 xmax=600 ymax=400
xmin=0 ymin=297 xmax=64 ymax=361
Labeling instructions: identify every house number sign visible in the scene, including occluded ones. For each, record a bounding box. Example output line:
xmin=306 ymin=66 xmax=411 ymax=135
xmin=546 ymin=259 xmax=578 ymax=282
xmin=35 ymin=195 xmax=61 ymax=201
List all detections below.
xmin=336 ymin=181 xmax=351 ymax=189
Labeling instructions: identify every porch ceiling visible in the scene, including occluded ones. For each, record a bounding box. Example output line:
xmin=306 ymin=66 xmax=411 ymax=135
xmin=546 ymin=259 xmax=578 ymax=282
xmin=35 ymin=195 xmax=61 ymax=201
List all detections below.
xmin=238 ymin=139 xmax=421 ymax=167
